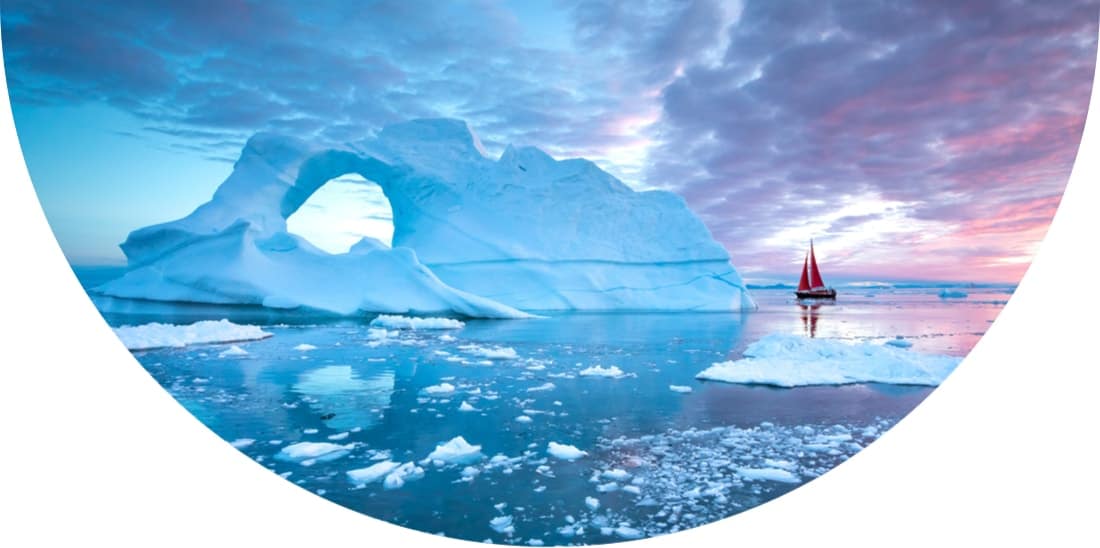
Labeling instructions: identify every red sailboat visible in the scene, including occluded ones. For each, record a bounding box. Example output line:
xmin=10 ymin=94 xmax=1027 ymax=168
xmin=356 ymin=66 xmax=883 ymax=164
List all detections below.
xmin=795 ymin=240 xmax=837 ymax=300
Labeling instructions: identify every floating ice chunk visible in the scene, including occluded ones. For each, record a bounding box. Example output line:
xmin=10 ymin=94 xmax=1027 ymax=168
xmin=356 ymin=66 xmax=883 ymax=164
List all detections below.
xmin=294 ymin=343 xmax=318 ymax=351
xmin=440 ymin=334 xmax=457 ymax=342
xmin=459 ymin=344 xmax=519 ymax=360
xmin=458 ymin=401 xmax=478 ymax=412
xmin=526 ymin=382 xmax=556 ymax=392
xmin=515 ymin=415 xmax=534 ymax=424
xmin=737 ymin=467 xmax=802 ymax=483
xmin=579 ymin=365 xmax=624 ymax=378
xmin=327 ymin=432 xmax=349 ymax=441
xmin=614 ymin=526 xmax=643 ymax=540
xmin=112 ymin=319 xmax=272 ymax=351
xmin=427 ymin=436 xmax=484 ymax=464
xmin=695 ymin=333 xmax=960 ymax=387
xmin=383 ymin=462 xmax=425 ymax=489
xmin=585 ymin=496 xmax=600 ymax=510
xmin=229 ymin=438 xmax=255 ymax=449
xmin=596 ymin=482 xmax=619 ymax=492
xmin=489 ymin=515 xmax=514 ymax=534
xmin=422 ymin=383 xmax=456 ymax=395
xmin=622 ymin=485 xmax=642 ymax=495
xmin=347 ymin=460 xmax=399 ymax=485
xmin=884 ymin=337 xmax=913 ymax=348
xmin=276 ymin=442 xmax=353 ymax=464
xmin=218 ymin=345 xmax=249 ymax=357
xmin=302 ymin=428 xmax=319 ymax=435
xmin=547 ymin=442 xmax=587 ymax=461
xmin=601 ymin=469 xmax=631 ymax=481
xmin=938 ymin=289 xmax=968 ymax=299
xmin=366 ymin=328 xmax=396 ymax=340
xmin=370 ymin=315 xmax=465 ymax=330
xmin=668 ymin=385 xmax=693 ymax=393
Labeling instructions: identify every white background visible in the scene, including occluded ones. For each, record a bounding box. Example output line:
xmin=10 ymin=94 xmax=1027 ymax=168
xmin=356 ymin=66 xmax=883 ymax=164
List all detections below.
xmin=2 ymin=25 xmax=1098 ymax=548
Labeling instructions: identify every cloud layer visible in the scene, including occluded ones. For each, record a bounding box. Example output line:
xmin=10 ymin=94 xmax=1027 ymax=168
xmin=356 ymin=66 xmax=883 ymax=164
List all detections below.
xmin=3 ymin=0 xmax=1096 ymax=281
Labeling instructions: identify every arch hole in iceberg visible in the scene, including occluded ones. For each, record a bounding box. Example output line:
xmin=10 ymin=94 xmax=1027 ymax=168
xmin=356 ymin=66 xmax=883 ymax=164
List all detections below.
xmin=284 ymin=173 xmax=394 ymax=255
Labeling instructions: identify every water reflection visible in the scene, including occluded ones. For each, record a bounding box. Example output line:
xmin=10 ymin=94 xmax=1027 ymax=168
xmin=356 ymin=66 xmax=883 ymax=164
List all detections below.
xmin=292 ymin=365 xmax=395 ymax=431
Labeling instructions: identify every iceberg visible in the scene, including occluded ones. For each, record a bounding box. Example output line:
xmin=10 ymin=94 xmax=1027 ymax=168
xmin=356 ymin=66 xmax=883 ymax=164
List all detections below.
xmin=95 ymin=119 xmax=755 ymax=317
xmin=695 ymin=333 xmax=961 ymax=387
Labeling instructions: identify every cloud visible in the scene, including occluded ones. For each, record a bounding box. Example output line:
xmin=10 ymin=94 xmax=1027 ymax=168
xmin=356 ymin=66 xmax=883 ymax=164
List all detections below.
xmin=2 ymin=0 xmax=1096 ymax=281
xmin=645 ymin=0 xmax=1098 ymax=281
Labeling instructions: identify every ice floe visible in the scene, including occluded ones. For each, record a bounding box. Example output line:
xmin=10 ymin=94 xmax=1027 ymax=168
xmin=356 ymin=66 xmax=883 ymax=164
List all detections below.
xmin=370 ymin=315 xmax=465 ymax=330
xmin=695 ymin=333 xmax=960 ymax=387
xmin=229 ymin=438 xmax=255 ymax=449
xmin=426 ymin=436 xmax=484 ymax=465
xmin=459 ymin=344 xmax=519 ymax=360
xmin=293 ymin=343 xmax=317 ymax=351
xmin=347 ymin=460 xmax=399 ymax=485
xmin=422 ymin=383 xmax=456 ymax=395
xmin=737 ymin=467 xmax=801 ymax=483
xmin=383 ymin=462 xmax=425 ymax=489
xmin=113 ymin=319 xmax=272 ymax=351
xmin=668 ymin=385 xmax=693 ymax=393
xmin=578 ymin=365 xmax=625 ymax=378
xmin=547 ymin=442 xmax=587 ymax=461
xmin=276 ymin=442 xmax=353 ymax=464
xmin=218 ymin=345 xmax=249 ymax=357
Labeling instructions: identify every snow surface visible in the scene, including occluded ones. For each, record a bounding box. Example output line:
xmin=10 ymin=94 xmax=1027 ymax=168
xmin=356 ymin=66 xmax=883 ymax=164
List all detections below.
xmin=547 ymin=442 xmax=587 ymax=461
xmin=369 ymin=315 xmax=465 ymax=330
xmin=96 ymin=118 xmax=754 ymax=316
xmin=113 ymin=319 xmax=272 ymax=351
xmin=695 ymin=333 xmax=961 ymax=387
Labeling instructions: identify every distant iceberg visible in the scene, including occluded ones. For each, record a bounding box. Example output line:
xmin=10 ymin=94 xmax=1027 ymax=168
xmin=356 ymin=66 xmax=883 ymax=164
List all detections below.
xmin=95 ymin=119 xmax=755 ymax=317
xmin=696 ymin=333 xmax=961 ymax=387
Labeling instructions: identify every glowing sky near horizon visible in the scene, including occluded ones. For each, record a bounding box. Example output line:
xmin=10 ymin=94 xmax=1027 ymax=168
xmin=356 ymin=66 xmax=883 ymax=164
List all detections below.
xmin=2 ymin=0 xmax=1097 ymax=283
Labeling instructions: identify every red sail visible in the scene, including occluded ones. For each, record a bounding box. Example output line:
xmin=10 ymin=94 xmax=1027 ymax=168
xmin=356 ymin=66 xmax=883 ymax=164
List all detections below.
xmin=797 ymin=253 xmax=811 ymax=291
xmin=809 ymin=240 xmax=825 ymax=289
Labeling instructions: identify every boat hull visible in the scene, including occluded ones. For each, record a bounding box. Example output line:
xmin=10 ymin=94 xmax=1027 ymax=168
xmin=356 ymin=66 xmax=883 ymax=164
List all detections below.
xmin=795 ymin=288 xmax=837 ymax=300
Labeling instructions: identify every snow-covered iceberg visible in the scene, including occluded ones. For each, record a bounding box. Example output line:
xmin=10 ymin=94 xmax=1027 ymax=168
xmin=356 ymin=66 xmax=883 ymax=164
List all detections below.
xmin=696 ymin=333 xmax=961 ymax=387
xmin=95 ymin=119 xmax=754 ymax=317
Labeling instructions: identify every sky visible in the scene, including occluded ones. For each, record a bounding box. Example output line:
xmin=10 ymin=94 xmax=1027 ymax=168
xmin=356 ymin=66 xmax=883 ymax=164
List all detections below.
xmin=2 ymin=0 xmax=1097 ymax=284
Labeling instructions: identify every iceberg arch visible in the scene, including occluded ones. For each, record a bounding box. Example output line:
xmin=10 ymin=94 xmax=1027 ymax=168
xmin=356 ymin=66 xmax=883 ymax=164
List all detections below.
xmin=285 ymin=174 xmax=394 ymax=254
xmin=98 ymin=119 xmax=756 ymax=317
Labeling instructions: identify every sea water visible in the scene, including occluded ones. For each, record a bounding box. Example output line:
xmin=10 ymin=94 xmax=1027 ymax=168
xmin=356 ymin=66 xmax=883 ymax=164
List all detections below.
xmin=84 ymin=273 xmax=1010 ymax=544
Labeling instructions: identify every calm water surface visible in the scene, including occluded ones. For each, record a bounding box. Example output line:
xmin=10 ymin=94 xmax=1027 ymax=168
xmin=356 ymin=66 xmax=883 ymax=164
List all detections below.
xmin=90 ymin=280 xmax=1010 ymax=544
